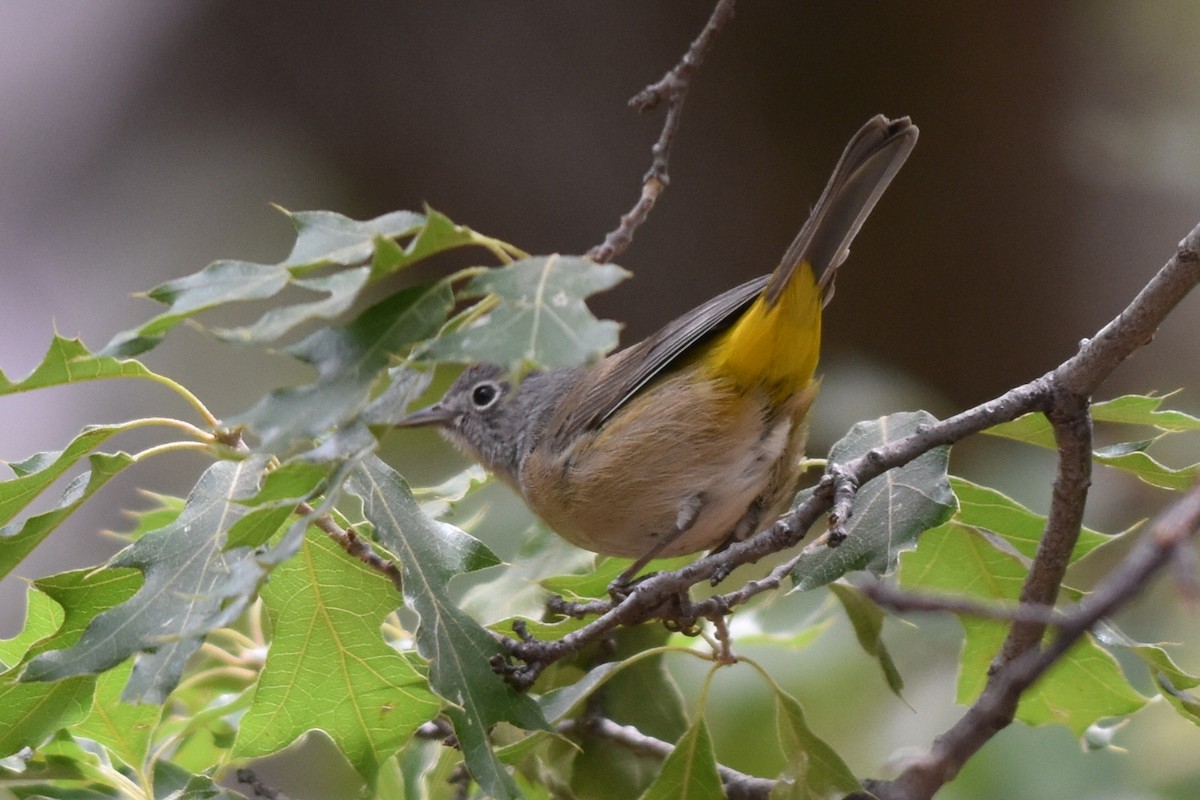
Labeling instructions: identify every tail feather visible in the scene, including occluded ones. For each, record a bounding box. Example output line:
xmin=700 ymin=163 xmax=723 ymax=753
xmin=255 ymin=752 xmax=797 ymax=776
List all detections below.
xmin=765 ymin=116 xmax=918 ymax=306
xmin=712 ymin=116 xmax=917 ymax=399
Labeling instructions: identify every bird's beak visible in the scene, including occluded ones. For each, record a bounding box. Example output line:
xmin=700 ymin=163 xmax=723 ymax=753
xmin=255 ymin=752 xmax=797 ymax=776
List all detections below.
xmin=392 ymin=403 xmax=457 ymax=429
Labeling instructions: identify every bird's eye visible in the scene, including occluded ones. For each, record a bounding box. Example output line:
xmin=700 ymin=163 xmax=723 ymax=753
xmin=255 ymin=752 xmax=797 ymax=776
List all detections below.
xmin=470 ymin=382 xmax=500 ymax=409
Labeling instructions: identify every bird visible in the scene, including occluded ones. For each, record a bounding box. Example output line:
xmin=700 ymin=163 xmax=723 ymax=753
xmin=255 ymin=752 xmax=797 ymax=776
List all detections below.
xmin=396 ymin=115 xmax=917 ymax=584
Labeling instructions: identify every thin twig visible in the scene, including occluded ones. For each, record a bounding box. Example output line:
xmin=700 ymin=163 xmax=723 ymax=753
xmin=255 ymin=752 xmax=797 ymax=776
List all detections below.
xmin=503 ymin=220 xmax=1200 ymax=690
xmin=587 ymin=0 xmax=737 ymax=264
xmin=860 ymin=582 xmax=1066 ymax=627
xmin=559 ymin=715 xmax=774 ymax=800
xmin=867 ymin=481 xmax=1200 ymax=800
xmin=298 ymin=500 xmax=404 ymax=593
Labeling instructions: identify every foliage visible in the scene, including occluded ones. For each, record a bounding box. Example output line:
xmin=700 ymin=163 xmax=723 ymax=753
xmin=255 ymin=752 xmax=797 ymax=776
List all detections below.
xmin=1 ymin=206 xmax=1198 ymax=800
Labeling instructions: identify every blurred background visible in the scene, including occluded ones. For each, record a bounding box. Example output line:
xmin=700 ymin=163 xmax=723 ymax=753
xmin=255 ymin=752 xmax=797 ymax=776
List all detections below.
xmin=2 ymin=2 xmax=1199 ymax=798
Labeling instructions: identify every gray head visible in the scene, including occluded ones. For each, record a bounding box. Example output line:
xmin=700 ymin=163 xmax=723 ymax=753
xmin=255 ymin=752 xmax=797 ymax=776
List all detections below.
xmin=394 ymin=363 xmax=551 ymax=484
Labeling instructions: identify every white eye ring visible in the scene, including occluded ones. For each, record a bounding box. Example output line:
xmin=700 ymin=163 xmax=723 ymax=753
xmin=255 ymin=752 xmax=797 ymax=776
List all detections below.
xmin=470 ymin=381 xmax=501 ymax=409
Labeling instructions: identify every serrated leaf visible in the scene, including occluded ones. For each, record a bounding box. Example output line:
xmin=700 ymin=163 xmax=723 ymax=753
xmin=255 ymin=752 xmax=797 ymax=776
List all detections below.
xmin=984 ymin=412 xmax=1056 ymax=448
xmin=771 ymin=687 xmax=860 ymax=799
xmin=281 ymin=209 xmax=427 ymax=271
xmin=23 ymin=458 xmax=272 ymax=702
xmin=1094 ymin=624 xmax=1200 ymax=728
xmin=986 ymin=396 xmax=1200 ymax=490
xmin=102 ymin=260 xmax=290 ymax=356
xmin=116 ymin=492 xmax=185 ymax=541
xmin=102 ymin=208 xmax=501 ymax=356
xmin=369 ymin=207 xmax=495 ymax=278
xmin=214 ymin=266 xmax=371 ymax=343
xmin=345 ymin=455 xmax=543 ymax=800
xmin=1093 ymin=448 xmax=1200 ymax=490
xmin=243 ymin=460 xmax=333 ymax=505
xmin=232 ymin=282 xmax=453 ymax=455
xmin=638 ymin=716 xmax=723 ymax=800
xmin=1091 ymin=393 xmax=1200 ymax=431
xmin=235 ymin=532 xmax=440 ymax=783
xmin=224 ymin=460 xmax=334 ymax=549
xmin=0 ymin=586 xmax=64 ymax=669
xmin=950 ymin=476 xmax=1111 ymax=562
xmin=827 ymin=583 xmax=904 ymax=698
xmin=26 ymin=569 xmax=144 ymax=659
xmin=1 ymin=450 xmax=135 ymax=581
xmin=0 ymin=336 xmax=164 ymax=394
xmin=0 ymin=675 xmax=95 ymax=761
xmin=72 ymin=661 xmax=160 ymax=771
xmin=423 ymin=255 xmax=628 ymax=370
xmin=790 ymin=411 xmax=955 ymax=591
xmin=899 ymin=523 xmax=1146 ymax=736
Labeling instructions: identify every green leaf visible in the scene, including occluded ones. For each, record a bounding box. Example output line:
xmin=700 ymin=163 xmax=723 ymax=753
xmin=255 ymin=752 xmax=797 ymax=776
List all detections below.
xmin=827 ymin=583 xmax=904 ymax=698
xmin=0 ymin=336 xmax=165 ymax=394
xmin=1094 ymin=625 xmax=1200 ymax=728
xmin=223 ymin=460 xmax=334 ymax=551
xmin=72 ymin=661 xmax=161 ymax=771
xmin=638 ymin=716 xmax=724 ymax=800
xmin=115 ymin=492 xmax=186 ymax=541
xmin=368 ymin=207 xmax=495 ymax=278
xmin=790 ymin=411 xmax=956 ymax=591
xmin=345 ymin=455 xmax=543 ymax=800
xmin=950 ymin=476 xmax=1111 ymax=562
xmin=214 ymin=266 xmax=371 ymax=343
xmin=23 ymin=458 xmax=272 ymax=702
xmin=235 ymin=531 xmax=440 ymax=784
xmin=540 ymin=554 xmax=694 ymax=603
xmin=2 ymin=426 xmax=121 ymax=521
xmin=0 ymin=675 xmax=95 ymax=761
xmin=538 ymin=662 xmax=623 ymax=724
xmin=232 ymin=282 xmax=453 ymax=455
xmin=103 ymin=260 xmax=290 ymax=356
xmin=26 ymin=569 xmax=144 ymax=660
xmin=984 ymin=412 xmax=1055 ymax=448
xmin=1 ymin=450 xmax=135 ymax=581
xmin=242 ymin=460 xmax=333 ymax=505
xmin=102 ymin=208 xmax=500 ymax=356
xmin=1091 ymin=393 xmax=1200 ymax=431
xmin=0 ymin=574 xmax=128 ymax=764
xmin=280 ymin=209 xmax=427 ymax=272
xmin=985 ymin=396 xmax=1200 ymax=490
xmin=1093 ymin=448 xmax=1199 ymax=490
xmin=899 ymin=523 xmax=1146 ymax=736
xmin=423 ymin=255 xmax=628 ymax=370
xmin=771 ymin=687 xmax=860 ymax=799
xmin=0 ymin=586 xmax=64 ymax=669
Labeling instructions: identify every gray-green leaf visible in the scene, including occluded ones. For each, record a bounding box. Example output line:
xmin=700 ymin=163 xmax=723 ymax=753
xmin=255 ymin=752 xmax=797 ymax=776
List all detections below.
xmin=790 ymin=411 xmax=955 ymax=591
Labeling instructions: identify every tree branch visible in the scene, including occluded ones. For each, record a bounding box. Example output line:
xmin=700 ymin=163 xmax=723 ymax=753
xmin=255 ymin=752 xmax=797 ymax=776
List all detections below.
xmin=559 ymin=715 xmax=775 ymax=800
xmin=866 ymin=480 xmax=1200 ymax=800
xmin=587 ymin=0 xmax=737 ymax=264
xmin=501 ymin=221 xmax=1200 ymax=698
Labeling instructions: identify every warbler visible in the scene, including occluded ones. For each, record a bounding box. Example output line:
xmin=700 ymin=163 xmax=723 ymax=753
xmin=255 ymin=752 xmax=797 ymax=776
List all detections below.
xmin=397 ymin=115 xmax=917 ymax=581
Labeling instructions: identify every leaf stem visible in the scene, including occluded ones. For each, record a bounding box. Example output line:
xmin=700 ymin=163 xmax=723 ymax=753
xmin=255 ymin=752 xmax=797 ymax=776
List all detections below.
xmin=119 ymin=415 xmax=216 ymax=443
xmin=130 ymin=440 xmax=222 ymax=462
xmin=139 ymin=371 xmax=220 ymax=428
